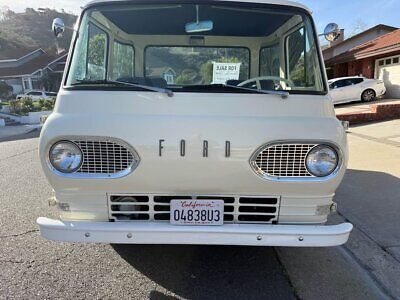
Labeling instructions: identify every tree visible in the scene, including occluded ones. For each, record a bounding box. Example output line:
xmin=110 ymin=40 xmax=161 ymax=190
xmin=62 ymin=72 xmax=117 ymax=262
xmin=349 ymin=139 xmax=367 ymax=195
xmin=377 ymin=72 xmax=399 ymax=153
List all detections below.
xmin=0 ymin=8 xmax=77 ymax=59
xmin=0 ymin=81 xmax=13 ymax=99
xmin=86 ymin=33 xmax=106 ymax=79
xmin=350 ymin=19 xmax=368 ymax=37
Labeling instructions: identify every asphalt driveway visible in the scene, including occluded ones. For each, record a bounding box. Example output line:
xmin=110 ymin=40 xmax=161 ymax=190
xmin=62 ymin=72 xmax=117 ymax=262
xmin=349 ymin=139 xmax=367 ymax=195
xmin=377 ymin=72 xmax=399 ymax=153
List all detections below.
xmin=1 ymin=120 xmax=399 ymax=299
xmin=0 ymin=138 xmax=295 ymax=299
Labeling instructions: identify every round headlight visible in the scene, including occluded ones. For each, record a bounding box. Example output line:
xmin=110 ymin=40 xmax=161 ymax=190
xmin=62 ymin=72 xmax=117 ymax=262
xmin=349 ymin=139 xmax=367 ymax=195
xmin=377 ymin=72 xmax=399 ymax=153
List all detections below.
xmin=306 ymin=145 xmax=339 ymax=177
xmin=49 ymin=141 xmax=82 ymax=173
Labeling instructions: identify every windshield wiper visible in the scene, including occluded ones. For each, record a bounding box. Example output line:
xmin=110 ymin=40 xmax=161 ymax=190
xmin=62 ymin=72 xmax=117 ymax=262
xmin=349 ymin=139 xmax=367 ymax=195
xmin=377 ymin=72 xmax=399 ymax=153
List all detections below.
xmin=71 ymin=79 xmax=174 ymax=97
xmin=180 ymin=84 xmax=289 ymax=99
xmin=223 ymin=84 xmax=289 ymax=99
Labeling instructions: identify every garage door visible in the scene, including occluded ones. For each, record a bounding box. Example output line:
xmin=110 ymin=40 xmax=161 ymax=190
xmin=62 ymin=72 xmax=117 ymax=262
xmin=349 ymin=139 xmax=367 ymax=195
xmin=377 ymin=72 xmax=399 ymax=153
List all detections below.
xmin=376 ymin=55 xmax=400 ymax=98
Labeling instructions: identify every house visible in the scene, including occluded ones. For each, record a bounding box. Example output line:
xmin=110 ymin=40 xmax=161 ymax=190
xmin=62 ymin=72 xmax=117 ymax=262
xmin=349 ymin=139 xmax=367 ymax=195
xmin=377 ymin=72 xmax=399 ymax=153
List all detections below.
xmin=325 ymin=29 xmax=400 ymax=98
xmin=323 ymin=25 xmax=397 ymax=63
xmin=0 ymin=48 xmax=67 ymax=95
xmin=148 ymin=67 xmax=177 ymax=84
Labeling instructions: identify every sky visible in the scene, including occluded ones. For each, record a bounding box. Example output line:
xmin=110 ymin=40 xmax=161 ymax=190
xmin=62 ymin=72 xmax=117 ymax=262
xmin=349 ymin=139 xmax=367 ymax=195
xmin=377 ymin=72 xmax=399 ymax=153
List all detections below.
xmin=1 ymin=0 xmax=400 ymax=38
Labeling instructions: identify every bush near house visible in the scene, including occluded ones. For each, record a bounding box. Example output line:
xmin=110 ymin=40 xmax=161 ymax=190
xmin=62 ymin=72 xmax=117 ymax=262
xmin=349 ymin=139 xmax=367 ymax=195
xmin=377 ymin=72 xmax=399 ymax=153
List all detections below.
xmin=9 ymin=97 xmax=55 ymax=116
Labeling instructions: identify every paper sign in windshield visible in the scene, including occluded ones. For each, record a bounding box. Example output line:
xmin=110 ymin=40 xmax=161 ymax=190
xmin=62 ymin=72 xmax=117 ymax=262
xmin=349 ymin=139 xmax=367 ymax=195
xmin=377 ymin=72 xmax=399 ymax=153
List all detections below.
xmin=212 ymin=62 xmax=241 ymax=84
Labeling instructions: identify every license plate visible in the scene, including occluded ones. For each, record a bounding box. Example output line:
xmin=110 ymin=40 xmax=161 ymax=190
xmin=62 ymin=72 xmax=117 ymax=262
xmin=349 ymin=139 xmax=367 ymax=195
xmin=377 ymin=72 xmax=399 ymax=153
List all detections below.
xmin=170 ymin=199 xmax=224 ymax=226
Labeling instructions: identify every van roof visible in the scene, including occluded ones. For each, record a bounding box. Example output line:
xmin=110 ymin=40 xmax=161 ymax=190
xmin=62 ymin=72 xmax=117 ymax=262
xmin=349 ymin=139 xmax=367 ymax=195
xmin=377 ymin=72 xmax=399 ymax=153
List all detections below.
xmin=84 ymin=0 xmax=311 ymax=13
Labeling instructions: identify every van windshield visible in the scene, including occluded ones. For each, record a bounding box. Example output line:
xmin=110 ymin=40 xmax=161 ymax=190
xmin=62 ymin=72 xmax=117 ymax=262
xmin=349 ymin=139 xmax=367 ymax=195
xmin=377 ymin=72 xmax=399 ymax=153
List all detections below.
xmin=66 ymin=2 xmax=326 ymax=94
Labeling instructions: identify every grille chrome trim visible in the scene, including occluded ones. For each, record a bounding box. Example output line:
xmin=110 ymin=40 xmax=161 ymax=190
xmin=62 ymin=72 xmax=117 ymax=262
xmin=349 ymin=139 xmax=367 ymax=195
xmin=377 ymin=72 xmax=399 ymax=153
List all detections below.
xmin=250 ymin=141 xmax=342 ymax=181
xmin=47 ymin=137 xmax=140 ymax=179
xmin=254 ymin=143 xmax=317 ymax=178
xmin=108 ymin=195 xmax=280 ymax=224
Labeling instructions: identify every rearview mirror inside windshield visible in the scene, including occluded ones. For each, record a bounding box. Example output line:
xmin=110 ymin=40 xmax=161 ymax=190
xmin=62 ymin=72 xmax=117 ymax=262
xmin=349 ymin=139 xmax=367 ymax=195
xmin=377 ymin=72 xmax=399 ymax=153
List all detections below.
xmin=185 ymin=20 xmax=213 ymax=33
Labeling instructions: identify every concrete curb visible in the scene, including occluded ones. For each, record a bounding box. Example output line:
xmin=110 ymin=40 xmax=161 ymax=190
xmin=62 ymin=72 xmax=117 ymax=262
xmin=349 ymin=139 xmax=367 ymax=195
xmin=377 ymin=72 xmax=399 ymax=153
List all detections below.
xmin=331 ymin=214 xmax=400 ymax=299
xmin=337 ymin=102 xmax=400 ymax=125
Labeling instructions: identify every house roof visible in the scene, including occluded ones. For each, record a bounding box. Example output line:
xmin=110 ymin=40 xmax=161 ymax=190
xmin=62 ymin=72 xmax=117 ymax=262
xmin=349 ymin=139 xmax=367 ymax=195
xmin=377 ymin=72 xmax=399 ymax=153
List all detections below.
xmin=325 ymin=29 xmax=400 ymax=66
xmin=0 ymin=47 xmax=39 ymax=61
xmin=323 ymin=24 xmax=398 ymax=53
xmin=0 ymin=49 xmax=45 ymax=64
xmin=148 ymin=67 xmax=177 ymax=77
xmin=0 ymin=51 xmax=67 ymax=78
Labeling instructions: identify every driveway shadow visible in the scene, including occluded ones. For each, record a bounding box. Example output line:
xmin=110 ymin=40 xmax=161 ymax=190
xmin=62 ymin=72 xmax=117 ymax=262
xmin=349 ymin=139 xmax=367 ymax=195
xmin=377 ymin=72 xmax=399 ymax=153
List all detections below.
xmin=336 ymin=169 xmax=400 ymax=247
xmin=0 ymin=128 xmax=40 ymax=143
xmin=112 ymin=244 xmax=295 ymax=300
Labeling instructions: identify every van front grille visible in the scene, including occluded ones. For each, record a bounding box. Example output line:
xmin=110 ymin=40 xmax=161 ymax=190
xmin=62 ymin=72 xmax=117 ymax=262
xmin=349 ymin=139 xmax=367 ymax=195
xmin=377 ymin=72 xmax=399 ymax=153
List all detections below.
xmin=73 ymin=139 xmax=137 ymax=174
xmin=252 ymin=143 xmax=317 ymax=178
xmin=109 ymin=195 xmax=280 ymax=224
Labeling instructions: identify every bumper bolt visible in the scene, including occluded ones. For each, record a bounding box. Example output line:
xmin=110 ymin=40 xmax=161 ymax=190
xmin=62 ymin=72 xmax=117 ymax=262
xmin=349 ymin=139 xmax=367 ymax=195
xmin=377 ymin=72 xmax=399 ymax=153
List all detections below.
xmin=257 ymin=235 xmax=262 ymax=241
xmin=85 ymin=232 xmax=90 ymax=238
xmin=298 ymin=236 xmax=304 ymax=242
xmin=127 ymin=233 xmax=132 ymax=239
xmin=330 ymin=202 xmax=338 ymax=213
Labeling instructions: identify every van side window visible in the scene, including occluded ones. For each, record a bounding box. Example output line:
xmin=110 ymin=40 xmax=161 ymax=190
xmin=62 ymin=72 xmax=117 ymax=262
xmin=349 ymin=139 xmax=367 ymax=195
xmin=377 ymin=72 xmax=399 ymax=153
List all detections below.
xmin=286 ymin=27 xmax=306 ymax=87
xmin=112 ymin=41 xmax=134 ymax=80
xmin=286 ymin=26 xmax=319 ymax=90
xmin=260 ymin=44 xmax=280 ymax=77
xmin=86 ymin=23 xmax=108 ymax=80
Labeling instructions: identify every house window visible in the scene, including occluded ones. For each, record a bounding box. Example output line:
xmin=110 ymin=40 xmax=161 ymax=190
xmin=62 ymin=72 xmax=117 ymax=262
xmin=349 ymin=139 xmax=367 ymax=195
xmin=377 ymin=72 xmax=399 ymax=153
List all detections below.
xmin=393 ymin=57 xmax=399 ymax=64
xmin=378 ymin=60 xmax=384 ymax=66
xmin=385 ymin=59 xmax=392 ymax=65
xmin=164 ymin=73 xmax=174 ymax=84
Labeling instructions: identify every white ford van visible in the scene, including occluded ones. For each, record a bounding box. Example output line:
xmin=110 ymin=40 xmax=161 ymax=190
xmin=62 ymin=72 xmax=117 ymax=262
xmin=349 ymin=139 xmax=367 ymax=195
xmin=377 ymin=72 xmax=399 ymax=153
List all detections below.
xmin=37 ymin=0 xmax=353 ymax=247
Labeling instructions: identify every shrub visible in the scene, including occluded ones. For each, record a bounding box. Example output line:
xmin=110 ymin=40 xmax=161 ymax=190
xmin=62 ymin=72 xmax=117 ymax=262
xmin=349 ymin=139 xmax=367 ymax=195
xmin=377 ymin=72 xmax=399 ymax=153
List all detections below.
xmin=38 ymin=98 xmax=46 ymax=109
xmin=9 ymin=100 xmax=22 ymax=115
xmin=42 ymin=98 xmax=56 ymax=111
xmin=20 ymin=98 xmax=35 ymax=115
xmin=8 ymin=97 xmax=55 ymax=115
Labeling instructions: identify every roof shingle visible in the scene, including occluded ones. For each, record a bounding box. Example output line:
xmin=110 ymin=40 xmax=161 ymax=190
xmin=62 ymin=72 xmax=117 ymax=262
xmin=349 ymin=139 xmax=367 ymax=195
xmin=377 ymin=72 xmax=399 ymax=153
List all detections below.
xmin=326 ymin=29 xmax=400 ymax=66
xmin=0 ymin=52 xmax=66 ymax=78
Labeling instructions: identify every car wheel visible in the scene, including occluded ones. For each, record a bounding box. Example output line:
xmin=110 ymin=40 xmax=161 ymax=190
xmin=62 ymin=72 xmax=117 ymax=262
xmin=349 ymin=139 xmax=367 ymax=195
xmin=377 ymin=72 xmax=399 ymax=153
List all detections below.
xmin=361 ymin=89 xmax=376 ymax=102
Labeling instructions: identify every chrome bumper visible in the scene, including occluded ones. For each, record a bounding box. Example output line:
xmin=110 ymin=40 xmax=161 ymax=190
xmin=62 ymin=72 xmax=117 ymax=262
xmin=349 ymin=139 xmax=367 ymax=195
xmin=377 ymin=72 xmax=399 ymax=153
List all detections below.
xmin=37 ymin=217 xmax=352 ymax=247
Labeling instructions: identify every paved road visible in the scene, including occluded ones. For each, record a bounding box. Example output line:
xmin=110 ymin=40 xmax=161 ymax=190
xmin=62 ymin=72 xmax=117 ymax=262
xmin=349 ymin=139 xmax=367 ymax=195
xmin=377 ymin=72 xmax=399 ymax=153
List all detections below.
xmin=2 ymin=120 xmax=399 ymax=299
xmin=0 ymin=138 xmax=295 ymax=299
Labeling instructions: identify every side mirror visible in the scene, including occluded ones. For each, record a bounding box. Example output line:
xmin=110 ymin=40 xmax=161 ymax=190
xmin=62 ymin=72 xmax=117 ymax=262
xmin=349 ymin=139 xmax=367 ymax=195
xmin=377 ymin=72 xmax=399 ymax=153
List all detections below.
xmin=52 ymin=18 xmax=65 ymax=38
xmin=324 ymin=23 xmax=341 ymax=42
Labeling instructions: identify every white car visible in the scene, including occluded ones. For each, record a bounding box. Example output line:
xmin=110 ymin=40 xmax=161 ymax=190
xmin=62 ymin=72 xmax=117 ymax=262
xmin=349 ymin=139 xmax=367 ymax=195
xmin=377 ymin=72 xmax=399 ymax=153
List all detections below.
xmin=16 ymin=90 xmax=57 ymax=101
xmin=37 ymin=0 xmax=353 ymax=247
xmin=328 ymin=77 xmax=386 ymax=105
